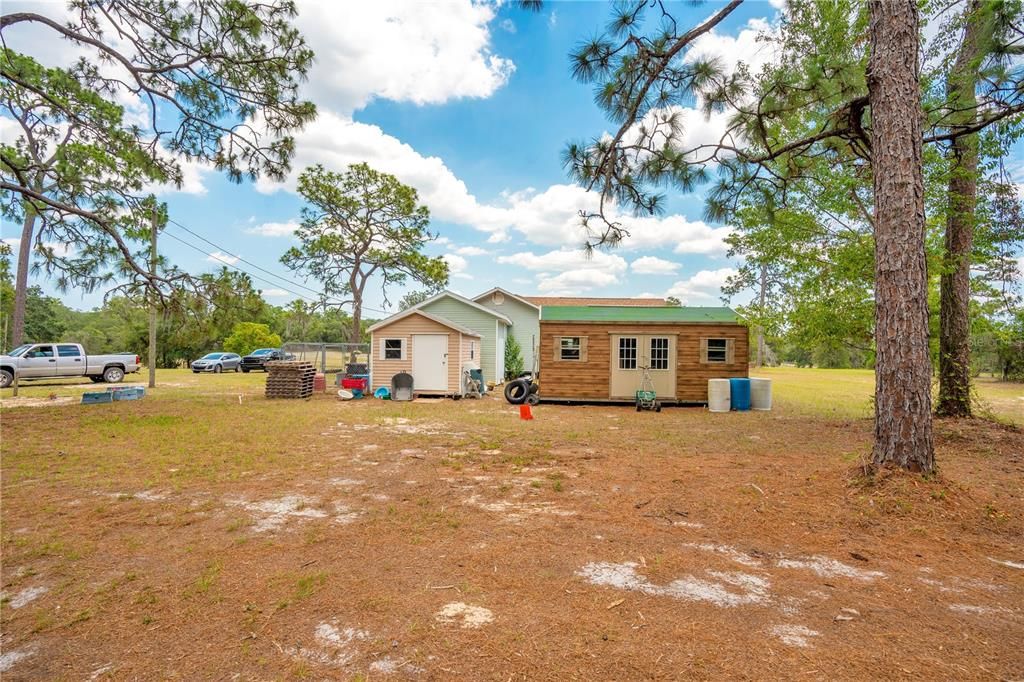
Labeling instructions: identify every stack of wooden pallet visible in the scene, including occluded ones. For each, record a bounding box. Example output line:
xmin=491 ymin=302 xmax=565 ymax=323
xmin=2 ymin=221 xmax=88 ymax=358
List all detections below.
xmin=265 ymin=360 xmax=316 ymax=399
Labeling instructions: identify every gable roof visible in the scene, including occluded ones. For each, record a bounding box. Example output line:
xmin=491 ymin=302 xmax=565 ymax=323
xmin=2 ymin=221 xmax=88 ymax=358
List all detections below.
xmin=408 ymin=290 xmax=512 ymax=324
xmin=525 ymin=296 xmax=667 ymax=307
xmin=540 ymin=306 xmax=741 ymax=324
xmin=472 ymin=287 xmax=541 ymax=311
xmin=368 ymin=308 xmax=481 ymax=337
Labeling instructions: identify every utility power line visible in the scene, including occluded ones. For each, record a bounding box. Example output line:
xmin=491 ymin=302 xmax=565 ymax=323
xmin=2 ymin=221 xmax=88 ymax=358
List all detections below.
xmin=161 ymin=222 xmax=393 ymax=315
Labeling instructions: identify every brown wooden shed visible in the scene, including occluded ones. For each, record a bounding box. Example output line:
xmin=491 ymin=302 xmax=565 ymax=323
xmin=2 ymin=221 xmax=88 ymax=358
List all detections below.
xmin=538 ymin=306 xmax=748 ymax=404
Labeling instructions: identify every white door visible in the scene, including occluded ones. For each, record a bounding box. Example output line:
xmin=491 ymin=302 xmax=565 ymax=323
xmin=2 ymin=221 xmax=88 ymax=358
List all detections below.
xmin=412 ymin=334 xmax=449 ymax=391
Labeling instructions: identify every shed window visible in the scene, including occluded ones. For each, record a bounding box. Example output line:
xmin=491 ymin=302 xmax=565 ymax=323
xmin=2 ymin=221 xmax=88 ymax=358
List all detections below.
xmin=560 ymin=337 xmax=581 ymax=361
xmin=650 ymin=337 xmax=670 ymax=370
xmin=382 ymin=338 xmax=404 ymax=360
xmin=470 ymin=341 xmax=476 ymax=360
xmin=618 ymin=337 xmax=637 ymax=370
xmin=707 ymin=338 xmax=728 ymax=363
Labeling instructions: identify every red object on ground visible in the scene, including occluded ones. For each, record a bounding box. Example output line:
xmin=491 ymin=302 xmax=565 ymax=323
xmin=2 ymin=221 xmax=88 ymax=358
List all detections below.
xmin=314 ymin=373 xmax=327 ymax=392
xmin=519 ymin=404 xmax=534 ymax=420
xmin=341 ymin=377 xmax=368 ymax=390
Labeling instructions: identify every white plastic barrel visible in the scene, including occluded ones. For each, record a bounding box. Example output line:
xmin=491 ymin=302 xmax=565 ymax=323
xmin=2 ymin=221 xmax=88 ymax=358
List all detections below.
xmin=749 ymin=377 xmax=772 ymax=411
xmin=708 ymin=379 xmax=731 ymax=412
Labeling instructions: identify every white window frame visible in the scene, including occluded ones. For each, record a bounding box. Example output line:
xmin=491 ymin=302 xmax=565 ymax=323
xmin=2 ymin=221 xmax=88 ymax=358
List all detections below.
xmin=381 ymin=338 xmax=405 ymax=361
xmin=706 ymin=338 xmax=728 ymax=363
xmin=560 ymin=336 xmax=582 ymax=361
xmin=649 ymin=337 xmax=670 ymax=370
xmin=618 ymin=336 xmax=638 ymax=370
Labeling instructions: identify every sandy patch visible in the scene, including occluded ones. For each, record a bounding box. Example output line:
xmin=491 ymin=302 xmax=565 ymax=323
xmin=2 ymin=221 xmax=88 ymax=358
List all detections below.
xmin=0 ymin=395 xmax=77 ymax=409
xmin=436 ymin=602 xmax=494 ymax=629
xmin=769 ymin=624 xmax=820 ymax=648
xmin=948 ymin=604 xmax=1014 ymax=616
xmin=462 ymin=494 xmax=575 ymax=522
xmin=7 ymin=585 xmax=48 ymax=609
xmin=576 ymin=562 xmax=770 ymax=608
xmin=776 ymin=555 xmax=885 ymax=581
xmin=229 ymin=495 xmax=327 ymax=533
xmin=988 ymin=557 xmax=1024 ymax=570
xmin=0 ymin=648 xmax=34 ymax=673
xmin=289 ymin=622 xmax=369 ymax=668
xmin=683 ymin=543 xmax=763 ymax=568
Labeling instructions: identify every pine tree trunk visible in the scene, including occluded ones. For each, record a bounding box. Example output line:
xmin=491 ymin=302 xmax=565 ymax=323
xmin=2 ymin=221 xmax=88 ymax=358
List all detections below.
xmin=936 ymin=1 xmax=982 ymax=418
xmin=11 ymin=210 xmax=37 ymax=347
xmin=867 ymin=0 xmax=935 ymax=472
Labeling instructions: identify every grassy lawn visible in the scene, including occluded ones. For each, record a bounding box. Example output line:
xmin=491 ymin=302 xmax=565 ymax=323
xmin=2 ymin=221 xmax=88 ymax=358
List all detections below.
xmin=756 ymin=366 xmax=1023 ymax=425
xmin=1 ymin=369 xmax=1022 ymax=679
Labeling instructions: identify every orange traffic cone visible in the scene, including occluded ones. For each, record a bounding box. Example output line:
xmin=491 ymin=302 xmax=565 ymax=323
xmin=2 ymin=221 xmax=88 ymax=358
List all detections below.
xmin=519 ymin=404 xmax=534 ymax=420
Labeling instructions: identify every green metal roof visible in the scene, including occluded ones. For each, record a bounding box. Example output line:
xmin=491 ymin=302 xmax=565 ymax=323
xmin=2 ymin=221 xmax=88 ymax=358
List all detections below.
xmin=540 ymin=305 xmax=741 ymax=323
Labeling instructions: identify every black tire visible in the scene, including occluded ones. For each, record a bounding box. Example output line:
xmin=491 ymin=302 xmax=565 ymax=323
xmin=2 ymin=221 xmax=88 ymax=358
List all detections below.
xmin=235 ymin=365 xmax=241 ymax=373
xmin=214 ymin=364 xmax=222 ymax=374
xmin=89 ymin=376 xmax=104 ymax=383
xmin=655 ymin=403 xmax=662 ymax=413
xmin=636 ymin=401 xmax=642 ymax=412
xmin=0 ymin=369 xmax=12 ymax=389
xmin=193 ymin=370 xmax=199 ymax=374
xmin=103 ymin=366 xmax=125 ymax=384
xmin=526 ymin=393 xmax=539 ymax=406
xmin=504 ymin=378 xmax=530 ymax=405
xmin=241 ymin=368 xmax=250 ymax=373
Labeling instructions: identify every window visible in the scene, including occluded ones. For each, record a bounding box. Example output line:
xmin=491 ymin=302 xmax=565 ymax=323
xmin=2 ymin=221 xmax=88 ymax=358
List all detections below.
xmin=27 ymin=346 xmax=54 ymax=358
xmin=470 ymin=341 xmax=476 ymax=360
xmin=560 ymin=337 xmax=581 ymax=361
xmin=707 ymin=338 xmax=728 ymax=363
xmin=618 ymin=337 xmax=637 ymax=370
xmin=650 ymin=337 xmax=670 ymax=370
xmin=383 ymin=338 xmax=404 ymax=360
xmin=57 ymin=344 xmax=82 ymax=357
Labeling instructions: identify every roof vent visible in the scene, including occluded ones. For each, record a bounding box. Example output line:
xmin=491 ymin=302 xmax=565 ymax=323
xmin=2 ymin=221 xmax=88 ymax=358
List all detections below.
xmin=492 ymin=291 xmax=505 ymax=305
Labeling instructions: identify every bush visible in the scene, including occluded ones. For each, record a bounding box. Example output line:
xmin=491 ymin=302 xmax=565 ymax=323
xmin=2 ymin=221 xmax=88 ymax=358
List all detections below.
xmin=223 ymin=323 xmax=282 ymax=356
xmin=505 ymin=333 xmax=525 ymax=379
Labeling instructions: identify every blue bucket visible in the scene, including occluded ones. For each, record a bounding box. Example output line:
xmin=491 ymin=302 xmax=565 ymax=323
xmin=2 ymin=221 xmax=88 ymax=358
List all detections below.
xmin=374 ymin=386 xmax=391 ymax=400
xmin=729 ymin=378 xmax=751 ymax=411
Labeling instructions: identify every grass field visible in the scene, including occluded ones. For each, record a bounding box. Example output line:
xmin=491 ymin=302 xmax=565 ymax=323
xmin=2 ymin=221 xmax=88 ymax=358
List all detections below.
xmin=1 ymin=369 xmax=1021 ymax=679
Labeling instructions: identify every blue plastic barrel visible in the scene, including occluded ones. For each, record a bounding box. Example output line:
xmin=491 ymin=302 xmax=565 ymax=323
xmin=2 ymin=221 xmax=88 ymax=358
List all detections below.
xmin=729 ymin=378 xmax=751 ymax=411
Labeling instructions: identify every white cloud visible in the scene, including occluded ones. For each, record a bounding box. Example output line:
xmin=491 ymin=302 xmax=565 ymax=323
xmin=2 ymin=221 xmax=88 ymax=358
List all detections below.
xmin=665 ymin=268 xmax=738 ymax=304
xmin=206 ymin=251 xmax=240 ymax=266
xmin=247 ymin=220 xmax=300 ymax=237
xmin=537 ymin=269 xmax=619 ymax=295
xmin=261 ymin=288 xmax=291 ymax=298
xmin=453 ymin=245 xmax=490 ymax=256
xmin=496 ymin=248 xmax=628 ymax=295
xmin=499 ymin=18 xmax=516 ymax=34
xmin=295 ymin=1 xmax=515 ymax=114
xmin=442 ymin=253 xmax=473 ymax=280
xmin=548 ymin=10 xmax=558 ymax=28
xmin=631 ymin=256 xmax=680 ymax=275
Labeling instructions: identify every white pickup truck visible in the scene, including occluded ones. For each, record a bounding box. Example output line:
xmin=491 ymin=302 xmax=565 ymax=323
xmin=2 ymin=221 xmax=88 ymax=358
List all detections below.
xmin=0 ymin=343 xmax=141 ymax=388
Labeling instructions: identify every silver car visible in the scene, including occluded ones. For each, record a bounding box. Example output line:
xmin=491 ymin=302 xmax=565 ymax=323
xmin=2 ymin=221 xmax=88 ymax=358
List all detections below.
xmin=191 ymin=352 xmax=242 ymax=373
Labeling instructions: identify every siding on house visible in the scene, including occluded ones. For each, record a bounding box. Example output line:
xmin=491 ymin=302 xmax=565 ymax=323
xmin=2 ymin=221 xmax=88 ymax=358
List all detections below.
xmin=474 ymin=292 xmax=540 ymax=375
xmin=538 ymin=321 xmax=749 ymax=402
xmin=420 ymin=297 xmax=508 ymax=384
xmin=369 ymin=312 xmax=476 ymax=395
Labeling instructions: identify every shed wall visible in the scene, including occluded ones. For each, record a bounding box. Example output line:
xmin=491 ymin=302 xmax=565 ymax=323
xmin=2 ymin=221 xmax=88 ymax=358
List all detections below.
xmin=538 ymin=322 xmax=749 ymax=402
xmin=370 ymin=313 xmax=469 ymax=394
xmin=475 ymin=294 xmax=540 ymax=375
xmin=420 ymin=298 xmax=505 ymax=384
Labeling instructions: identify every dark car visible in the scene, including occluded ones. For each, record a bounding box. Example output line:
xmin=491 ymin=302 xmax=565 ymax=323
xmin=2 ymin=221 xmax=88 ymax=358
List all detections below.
xmin=240 ymin=348 xmax=286 ymax=372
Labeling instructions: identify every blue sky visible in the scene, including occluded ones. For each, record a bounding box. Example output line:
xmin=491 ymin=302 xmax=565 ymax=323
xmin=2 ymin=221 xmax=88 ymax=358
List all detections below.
xmin=5 ymin=1 xmax=1019 ymax=317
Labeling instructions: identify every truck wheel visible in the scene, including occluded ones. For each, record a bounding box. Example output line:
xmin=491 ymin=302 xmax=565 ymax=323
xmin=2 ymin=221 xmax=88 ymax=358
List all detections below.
xmin=103 ymin=366 xmax=125 ymax=384
xmin=241 ymin=368 xmax=250 ymax=373
xmin=0 ymin=369 xmax=12 ymax=389
xmin=214 ymin=364 xmax=222 ymax=374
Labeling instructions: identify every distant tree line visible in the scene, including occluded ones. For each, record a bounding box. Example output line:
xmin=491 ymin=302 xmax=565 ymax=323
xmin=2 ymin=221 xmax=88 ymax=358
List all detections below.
xmin=0 ymin=258 xmax=376 ymax=367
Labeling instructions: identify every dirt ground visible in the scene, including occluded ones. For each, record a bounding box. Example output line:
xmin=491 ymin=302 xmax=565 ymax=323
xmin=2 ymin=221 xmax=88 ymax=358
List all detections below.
xmin=1 ymin=373 xmax=1022 ymax=680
